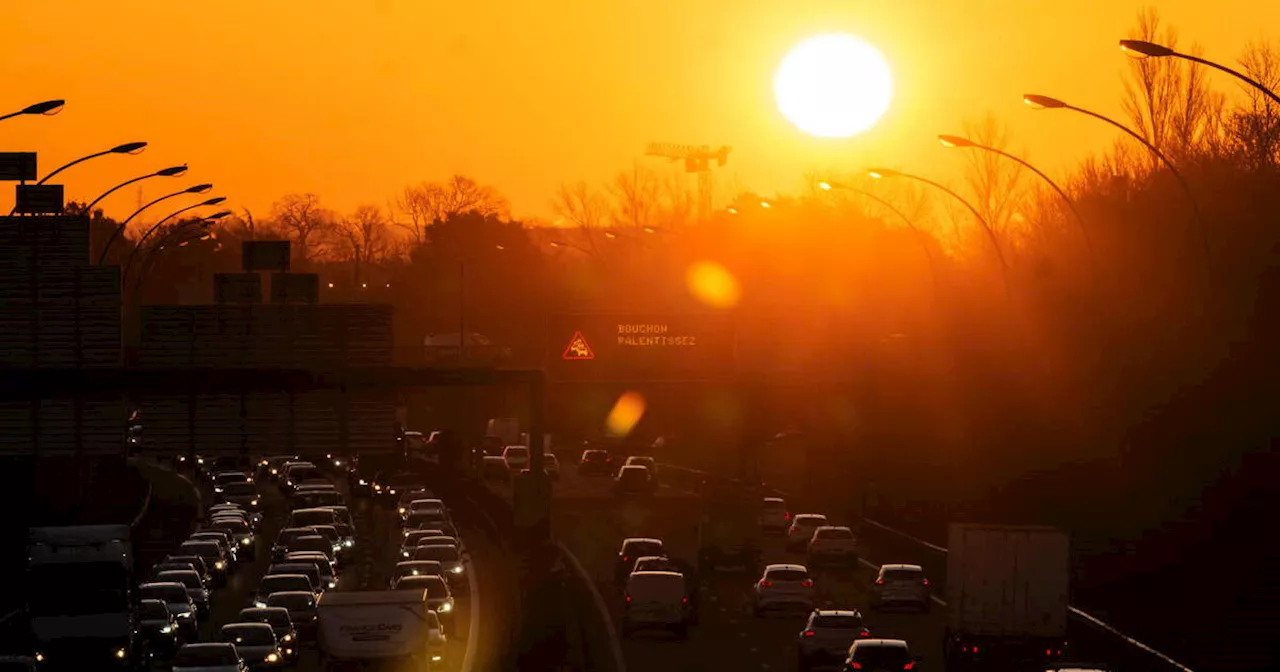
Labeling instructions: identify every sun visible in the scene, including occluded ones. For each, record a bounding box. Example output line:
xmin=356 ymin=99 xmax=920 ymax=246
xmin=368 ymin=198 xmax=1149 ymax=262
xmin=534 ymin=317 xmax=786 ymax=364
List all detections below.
xmin=774 ymin=33 xmax=894 ymax=138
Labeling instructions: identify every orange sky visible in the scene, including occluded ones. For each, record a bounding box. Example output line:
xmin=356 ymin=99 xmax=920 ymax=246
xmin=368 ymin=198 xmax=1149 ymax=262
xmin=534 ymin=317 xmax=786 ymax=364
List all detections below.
xmin=2 ymin=1 xmax=1276 ymax=223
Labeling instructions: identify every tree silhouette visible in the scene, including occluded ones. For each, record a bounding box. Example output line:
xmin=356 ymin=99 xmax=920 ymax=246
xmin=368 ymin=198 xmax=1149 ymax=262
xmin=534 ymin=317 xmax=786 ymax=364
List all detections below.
xmin=270 ymin=193 xmax=334 ymax=266
xmin=394 ymin=175 xmax=509 ymax=246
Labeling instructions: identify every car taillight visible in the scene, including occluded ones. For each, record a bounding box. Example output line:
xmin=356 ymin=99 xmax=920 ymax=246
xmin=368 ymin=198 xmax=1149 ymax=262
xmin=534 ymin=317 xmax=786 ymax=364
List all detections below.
xmin=621 ymin=557 xmax=629 ymax=564
xmin=860 ymin=629 xmax=870 ymax=637
xmin=802 ymin=630 xmax=815 ymax=637
xmin=759 ymin=580 xmax=773 ymax=587
xmin=800 ymin=579 xmax=814 ymax=588
xmin=681 ymin=597 xmax=688 ymax=604
xmin=850 ymin=663 xmax=862 ymax=670
xmin=624 ymin=595 xmax=631 ymax=603
xmin=875 ymin=578 xmax=885 ymax=585
xmin=922 ymin=578 xmax=929 ymax=586
xmin=903 ymin=663 xmax=914 ymax=670
xmin=784 ymin=512 xmax=792 ymax=520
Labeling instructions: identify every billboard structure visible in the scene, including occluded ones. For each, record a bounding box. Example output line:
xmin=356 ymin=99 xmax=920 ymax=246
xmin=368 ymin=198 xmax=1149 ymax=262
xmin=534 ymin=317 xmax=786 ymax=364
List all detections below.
xmin=545 ymin=312 xmax=736 ymax=382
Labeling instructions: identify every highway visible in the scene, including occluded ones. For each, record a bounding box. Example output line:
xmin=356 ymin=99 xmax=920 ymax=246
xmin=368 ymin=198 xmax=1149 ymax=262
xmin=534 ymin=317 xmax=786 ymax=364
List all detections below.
xmin=489 ymin=465 xmax=947 ymax=672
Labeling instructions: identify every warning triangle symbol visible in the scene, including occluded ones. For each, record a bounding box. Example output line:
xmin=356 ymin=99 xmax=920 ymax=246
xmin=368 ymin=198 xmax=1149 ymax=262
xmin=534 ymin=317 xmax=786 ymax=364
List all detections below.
xmin=562 ymin=330 xmax=596 ymax=360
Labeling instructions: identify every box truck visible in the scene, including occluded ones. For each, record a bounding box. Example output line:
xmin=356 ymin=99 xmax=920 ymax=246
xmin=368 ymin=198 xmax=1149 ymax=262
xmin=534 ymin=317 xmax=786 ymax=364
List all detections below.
xmin=317 ymin=590 xmax=446 ymax=671
xmin=944 ymin=523 xmax=1071 ymax=670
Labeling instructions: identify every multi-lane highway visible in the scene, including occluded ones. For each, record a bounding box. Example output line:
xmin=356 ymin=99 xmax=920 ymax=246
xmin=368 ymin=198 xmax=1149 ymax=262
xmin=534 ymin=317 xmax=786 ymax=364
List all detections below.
xmin=490 ymin=465 xmax=946 ymax=672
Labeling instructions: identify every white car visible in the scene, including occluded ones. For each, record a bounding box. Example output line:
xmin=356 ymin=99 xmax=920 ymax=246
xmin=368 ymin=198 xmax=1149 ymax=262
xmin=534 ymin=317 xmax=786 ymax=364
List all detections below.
xmin=807 ymin=525 xmax=858 ymax=566
xmin=172 ymin=643 xmax=247 ymax=672
xmin=870 ymin=563 xmax=931 ymax=612
xmin=797 ymin=609 xmax=872 ymax=671
xmin=759 ymin=497 xmax=790 ymax=534
xmin=786 ymin=514 xmax=829 ymax=551
xmin=753 ymin=563 xmax=815 ymax=615
xmin=843 ymin=639 xmax=919 ymax=672
xmin=502 ymin=445 xmax=530 ymax=471
xmin=621 ymin=571 xmax=691 ymax=638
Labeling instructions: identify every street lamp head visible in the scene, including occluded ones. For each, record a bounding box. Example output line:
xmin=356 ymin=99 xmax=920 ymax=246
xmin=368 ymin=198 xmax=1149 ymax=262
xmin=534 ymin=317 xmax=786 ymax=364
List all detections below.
xmin=23 ymin=99 xmax=65 ymax=116
xmin=867 ymin=168 xmax=900 ymax=180
xmin=200 ymin=196 xmax=227 ymax=206
xmin=726 ymin=207 xmax=738 ymax=214
xmin=157 ymin=164 xmax=188 ymax=177
xmin=603 ymin=230 xmax=618 ymax=238
xmin=204 ymin=210 xmax=232 ymax=221
xmin=549 ymin=241 xmax=564 ymax=248
xmin=643 ymin=226 xmax=657 ymax=234
xmin=495 ymin=244 xmax=506 ymax=250
xmin=938 ymin=134 xmax=975 ymax=149
xmin=759 ymin=200 xmax=771 ymax=209
xmin=1023 ymin=94 xmax=1067 ymax=110
xmin=185 ymin=183 xmax=213 ymax=194
xmin=1119 ymin=39 xmax=1174 ymax=58
xmin=818 ymin=181 xmax=833 ymax=191
xmin=111 ymin=142 xmax=148 ymax=155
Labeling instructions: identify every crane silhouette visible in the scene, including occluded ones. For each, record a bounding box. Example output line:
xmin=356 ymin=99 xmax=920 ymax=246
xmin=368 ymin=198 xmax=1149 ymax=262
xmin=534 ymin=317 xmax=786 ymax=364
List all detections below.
xmin=644 ymin=143 xmax=732 ymax=222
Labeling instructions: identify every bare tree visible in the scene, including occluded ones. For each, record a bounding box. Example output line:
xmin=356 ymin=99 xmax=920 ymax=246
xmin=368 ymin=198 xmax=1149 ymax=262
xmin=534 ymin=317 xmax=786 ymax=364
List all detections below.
xmin=551 ymin=181 xmax=610 ymax=229
xmin=270 ymin=193 xmax=333 ymax=264
xmin=1228 ymin=40 xmax=1280 ymax=168
xmin=607 ymin=164 xmax=662 ymax=230
xmin=394 ymin=175 xmax=510 ymax=245
xmin=333 ymin=204 xmax=396 ymax=284
xmin=1121 ymin=8 xmax=1224 ymax=163
xmin=960 ymin=112 xmax=1028 ymax=239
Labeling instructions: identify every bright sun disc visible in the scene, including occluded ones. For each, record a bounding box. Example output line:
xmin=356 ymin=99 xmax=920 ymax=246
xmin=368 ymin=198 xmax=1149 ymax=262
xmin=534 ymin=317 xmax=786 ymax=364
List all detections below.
xmin=774 ymin=33 xmax=894 ymax=138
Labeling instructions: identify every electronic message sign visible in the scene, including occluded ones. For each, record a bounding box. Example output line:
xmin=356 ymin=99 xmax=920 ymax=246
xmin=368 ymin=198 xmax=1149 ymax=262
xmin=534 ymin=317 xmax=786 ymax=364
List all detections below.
xmin=546 ymin=313 xmax=736 ymax=382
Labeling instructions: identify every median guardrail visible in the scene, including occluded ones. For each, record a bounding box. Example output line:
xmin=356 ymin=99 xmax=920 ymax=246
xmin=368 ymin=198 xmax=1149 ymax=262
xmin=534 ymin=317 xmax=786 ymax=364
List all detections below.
xmin=655 ymin=460 xmax=1196 ymax=672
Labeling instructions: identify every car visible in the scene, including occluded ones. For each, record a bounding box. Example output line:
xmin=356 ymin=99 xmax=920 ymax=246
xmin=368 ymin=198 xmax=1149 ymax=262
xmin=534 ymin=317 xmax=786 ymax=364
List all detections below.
xmin=152 ymin=560 xmax=203 ymax=583
xmin=287 ymin=507 xmax=339 ymax=531
xmin=753 ymin=564 xmax=815 ymax=615
xmin=577 ymin=449 xmax=613 ymax=476
xmin=264 ymin=592 xmax=318 ymax=636
xmin=397 ymin=573 xmax=455 ymax=625
xmin=630 ymin=555 xmax=679 ymax=575
xmin=190 ymin=530 xmax=239 ymax=565
xmin=423 ymin=610 xmax=448 ymax=667
xmin=177 ymin=539 xmax=229 ymax=585
xmin=0 ymin=656 xmax=36 ymax=672
xmin=842 ymin=639 xmax=921 ymax=672
xmin=786 ymin=513 xmax=830 ymax=552
xmin=481 ymin=456 xmax=510 ymax=482
xmin=401 ymin=529 xmax=450 ymax=558
xmin=502 ymin=445 xmax=530 ymax=472
xmin=410 ymin=544 xmax=466 ymax=587
xmin=137 ymin=582 xmax=199 ymax=639
xmin=615 ymin=538 xmax=665 ymax=584
xmin=283 ymin=552 xmax=338 ymax=590
xmin=807 ymin=526 xmax=859 ymax=567
xmin=797 ymin=609 xmax=871 ymax=671
xmin=164 ymin=554 xmax=211 ymax=586
xmin=155 ymin=570 xmax=211 ymax=617
xmin=621 ymin=571 xmax=691 ymax=638
xmin=271 ymin=527 xmax=320 ymax=561
xmin=258 ymin=455 xmax=298 ymax=480
xmin=208 ymin=517 xmax=256 ymax=559
xmin=760 ymin=497 xmax=790 ymax=534
xmin=404 ymin=509 xmax=453 ymax=534
xmin=172 ymin=643 xmax=247 ymax=672
xmin=392 ymin=560 xmax=444 ymax=587
xmin=218 ymin=622 xmax=283 ymax=670
xmin=134 ymin=599 xmax=182 ymax=660
xmin=543 ymin=453 xmax=561 ymax=480
xmin=870 ymin=564 xmax=931 ymax=612
xmin=236 ymin=607 xmax=298 ymax=663
xmin=624 ymin=455 xmax=658 ymax=481
xmin=396 ymin=489 xmax=438 ymax=515
xmin=213 ymin=471 xmax=253 ymax=495
xmin=306 ymin=525 xmax=345 ymax=559
xmin=253 ymin=574 xmax=316 ymax=608
xmin=218 ymin=481 xmax=262 ymax=514
xmin=266 ymin=562 xmax=325 ymax=593
xmin=401 ymin=497 xmax=448 ymax=521
xmin=291 ymin=489 xmax=344 ymax=510
xmin=612 ymin=465 xmax=657 ymax=497
xmin=377 ymin=472 xmax=425 ymax=501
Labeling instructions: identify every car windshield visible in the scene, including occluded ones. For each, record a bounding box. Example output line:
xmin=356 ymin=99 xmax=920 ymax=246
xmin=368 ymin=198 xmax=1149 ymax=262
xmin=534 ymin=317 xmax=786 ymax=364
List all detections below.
xmin=261 ymin=575 xmax=310 ymax=593
xmin=796 ymin=516 xmax=827 ymax=526
xmin=156 ymin=571 xmax=200 ymax=589
xmin=623 ymin=541 xmax=663 ymax=557
xmin=174 ymin=645 xmax=239 ymax=667
xmin=408 ymin=511 xmax=448 ymax=527
xmin=288 ymin=467 xmax=321 ymax=482
xmin=817 ymin=528 xmax=853 ymax=539
xmin=766 ymin=568 xmax=809 ymax=582
xmin=222 ymin=483 xmax=257 ymax=497
xmin=212 ymin=519 xmax=250 ymax=534
xmin=222 ymin=625 xmax=275 ymax=646
xmin=289 ymin=538 xmax=331 ymax=555
xmin=179 ymin=541 xmax=219 ymax=558
xmin=138 ymin=601 xmax=170 ymax=620
xmin=414 ymin=545 xmax=459 ymax=562
xmin=278 ymin=528 xmax=316 ymax=544
xmin=240 ymin=609 xmax=291 ymax=630
xmin=216 ymin=473 xmax=248 ymax=485
xmin=267 ymin=593 xmax=314 ymax=610
xmin=883 ymin=568 xmax=923 ymax=581
xmin=291 ymin=511 xmax=335 ymax=527
xmin=852 ymin=644 xmax=910 ymax=667
xmin=140 ymin=584 xmax=189 ymax=603
xmin=629 ymin=457 xmax=654 ymax=466
xmin=814 ymin=614 xmax=863 ymax=629
xmin=584 ymin=451 xmax=608 ymax=461
xmin=505 ymin=447 xmax=529 ymax=458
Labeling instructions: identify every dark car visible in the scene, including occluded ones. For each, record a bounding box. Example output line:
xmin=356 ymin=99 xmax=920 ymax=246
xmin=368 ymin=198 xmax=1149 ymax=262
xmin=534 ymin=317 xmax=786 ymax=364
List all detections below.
xmin=612 ymin=465 xmax=657 ymax=497
xmin=135 ymin=599 xmax=182 ymax=659
xmin=578 ymin=449 xmax=614 ymax=476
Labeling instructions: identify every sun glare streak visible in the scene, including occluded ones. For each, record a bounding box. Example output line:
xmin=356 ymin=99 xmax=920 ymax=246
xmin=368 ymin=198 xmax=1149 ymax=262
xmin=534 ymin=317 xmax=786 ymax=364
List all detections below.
xmin=686 ymin=261 xmax=741 ymax=309
xmin=605 ymin=391 xmax=646 ymax=437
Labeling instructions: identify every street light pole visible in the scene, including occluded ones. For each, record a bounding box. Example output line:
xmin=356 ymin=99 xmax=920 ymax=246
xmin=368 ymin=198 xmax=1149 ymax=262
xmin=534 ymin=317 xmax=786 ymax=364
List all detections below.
xmin=83 ymin=165 xmax=188 ymax=215
xmin=1023 ymin=94 xmax=1210 ymax=269
xmin=9 ymin=141 xmax=149 ymax=215
xmin=818 ymin=180 xmax=942 ymax=300
xmin=1120 ymin=40 xmax=1280 ymax=106
xmin=130 ymin=220 xmax=221 ymax=298
xmin=867 ymin=168 xmax=1011 ymax=296
xmin=96 ymin=184 xmax=213 ymax=264
xmin=937 ymin=134 xmax=1098 ymax=290
xmin=0 ymin=99 xmax=65 ymax=123
xmin=122 ymin=197 xmax=226 ymax=281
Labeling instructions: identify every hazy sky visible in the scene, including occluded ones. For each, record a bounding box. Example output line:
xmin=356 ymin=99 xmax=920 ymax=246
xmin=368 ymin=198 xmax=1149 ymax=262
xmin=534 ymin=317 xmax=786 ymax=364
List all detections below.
xmin=2 ymin=1 xmax=1275 ymax=222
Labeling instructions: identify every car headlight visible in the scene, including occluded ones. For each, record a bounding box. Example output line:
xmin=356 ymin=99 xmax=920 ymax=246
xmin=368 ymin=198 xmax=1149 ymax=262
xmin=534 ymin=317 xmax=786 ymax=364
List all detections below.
xmin=328 ymin=581 xmax=337 ymax=589
xmin=215 ymin=560 xmax=226 ymax=570
xmin=389 ymin=489 xmax=396 ymax=495
xmin=266 ymin=653 xmax=279 ymax=663
xmin=33 ymin=654 xmax=43 ymax=663
xmin=177 ymin=611 xmax=193 ymax=619
xmin=333 ymin=460 xmax=343 ymax=467
xmin=373 ymin=484 xmax=381 ymax=491
xmin=451 ymin=565 xmax=464 ymax=574
xmin=358 ymin=479 xmax=367 ymax=486
xmin=160 ymin=625 xmax=173 ymax=634
xmin=431 ymin=655 xmax=443 ymax=662
xmin=403 ymin=550 xmax=410 ymax=558
xmin=438 ymin=601 xmax=452 ymax=613
xmin=251 ymin=499 xmax=259 ymax=506
xmin=255 ymin=601 xmax=267 ymax=608
xmin=115 ymin=648 xmax=127 ymax=659
xmin=343 ymin=539 xmax=354 ymax=548
xmin=271 ymin=468 xmax=278 ymax=475
xmin=196 ymin=457 xmax=204 ymax=464
xmin=281 ymin=633 xmax=293 ymax=642
xmin=241 ymin=537 xmax=252 ymax=546
xmin=398 ymin=507 xmax=406 ymax=515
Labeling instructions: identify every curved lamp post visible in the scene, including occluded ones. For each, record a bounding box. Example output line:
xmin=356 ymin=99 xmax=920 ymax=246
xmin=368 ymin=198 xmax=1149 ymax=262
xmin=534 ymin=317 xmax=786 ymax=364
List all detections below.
xmin=122 ymin=196 xmax=226 ymax=281
xmin=0 ymin=99 xmax=65 ymax=123
xmin=937 ymin=134 xmax=1098 ymax=288
xmin=1022 ymin=94 xmax=1210 ymax=265
xmin=1120 ymin=40 xmax=1280 ymax=106
xmin=83 ymin=165 xmax=188 ymax=215
xmin=867 ymin=167 xmax=1011 ymax=296
xmin=96 ymin=184 xmax=212 ymax=264
xmin=130 ymin=215 xmax=227 ymax=295
xmin=819 ymin=180 xmax=941 ymax=299
xmin=36 ymin=141 xmax=147 ymax=185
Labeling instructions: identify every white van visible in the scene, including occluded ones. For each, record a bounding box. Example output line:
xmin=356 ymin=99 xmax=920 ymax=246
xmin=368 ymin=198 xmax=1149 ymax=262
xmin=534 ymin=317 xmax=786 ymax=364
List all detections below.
xmin=621 ymin=571 xmax=690 ymax=639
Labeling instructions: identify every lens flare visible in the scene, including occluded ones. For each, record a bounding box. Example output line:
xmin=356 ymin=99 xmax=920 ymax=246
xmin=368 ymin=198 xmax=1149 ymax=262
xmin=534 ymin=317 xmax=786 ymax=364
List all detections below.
xmin=605 ymin=391 xmax=646 ymax=437
xmin=686 ymin=261 xmax=741 ymax=308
